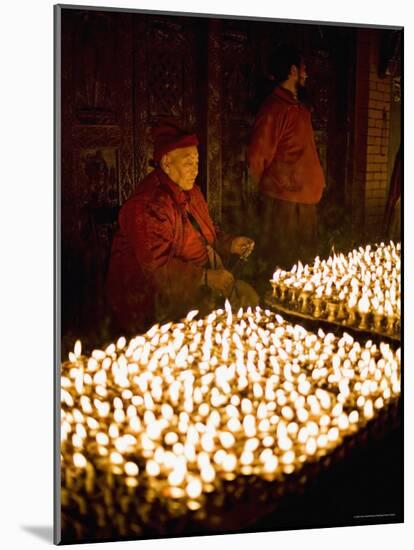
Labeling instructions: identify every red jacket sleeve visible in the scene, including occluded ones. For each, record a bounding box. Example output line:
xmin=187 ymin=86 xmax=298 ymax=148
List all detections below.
xmin=247 ymin=105 xmax=287 ymax=186
xmin=190 ymin=185 xmax=234 ymax=261
xmin=119 ymin=197 xmax=203 ymax=302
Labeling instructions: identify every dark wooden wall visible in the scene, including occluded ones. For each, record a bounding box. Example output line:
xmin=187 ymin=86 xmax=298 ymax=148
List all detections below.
xmin=60 ymin=8 xmax=356 ymax=345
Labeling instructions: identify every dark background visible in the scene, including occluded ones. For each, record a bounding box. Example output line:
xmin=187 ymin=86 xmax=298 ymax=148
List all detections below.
xmin=59 ymin=7 xmax=401 ymax=355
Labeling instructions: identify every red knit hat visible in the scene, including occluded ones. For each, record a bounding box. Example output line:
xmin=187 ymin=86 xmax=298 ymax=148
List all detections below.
xmin=151 ymin=123 xmax=199 ymax=163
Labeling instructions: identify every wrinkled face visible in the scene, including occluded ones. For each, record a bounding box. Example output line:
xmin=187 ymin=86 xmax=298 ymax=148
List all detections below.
xmin=161 ymin=146 xmax=199 ymax=190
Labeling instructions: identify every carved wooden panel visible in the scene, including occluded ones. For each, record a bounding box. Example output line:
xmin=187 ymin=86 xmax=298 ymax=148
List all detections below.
xmin=220 ymin=21 xmax=256 ymax=232
xmin=75 ymin=148 xmax=119 ymax=206
xmin=306 ymin=46 xmax=331 ymax=179
xmin=222 ymin=24 xmax=252 ymax=117
xmin=63 ymin=9 xmax=134 ymax=204
xmin=206 ymin=19 xmax=223 ymax=224
xmin=61 ymin=8 xmax=134 ymax=338
xmin=72 ymin=11 xmax=119 ymax=125
xmin=134 ymin=17 xmax=151 ymax=188
xmin=148 ymin=52 xmax=183 ymax=117
xmin=60 ymin=10 xmax=357 ymax=344
xmin=147 ymin=24 xmax=185 ymax=118
xmin=133 ymin=15 xmax=200 ymax=186
xmin=306 ymin=26 xmax=356 ymax=210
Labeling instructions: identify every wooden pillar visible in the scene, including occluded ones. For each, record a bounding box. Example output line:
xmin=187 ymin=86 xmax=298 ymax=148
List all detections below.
xmin=117 ymin=13 xmax=135 ymax=204
xmin=60 ymin=8 xmax=135 ymax=337
xmin=206 ymin=19 xmax=223 ymax=224
xmin=134 ymin=16 xmax=150 ymax=186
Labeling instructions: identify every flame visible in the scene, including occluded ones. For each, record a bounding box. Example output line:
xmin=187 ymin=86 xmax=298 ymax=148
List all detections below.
xmin=222 ymin=453 xmax=237 ymax=472
xmin=357 ymin=294 xmax=370 ymax=314
xmin=124 ymin=462 xmax=139 ymax=476
xmin=74 ymin=340 xmax=82 ymax=359
xmin=186 ymin=309 xmax=199 ymax=321
xmin=146 ymin=460 xmax=160 ymax=477
xmin=184 ymin=476 xmax=201 ymax=498
xmin=200 ymin=464 xmax=216 ymax=483
xmin=305 ymin=438 xmax=317 ymax=455
xmin=315 ymin=286 xmax=324 ymax=298
xmin=73 ymin=452 xmax=87 ymax=468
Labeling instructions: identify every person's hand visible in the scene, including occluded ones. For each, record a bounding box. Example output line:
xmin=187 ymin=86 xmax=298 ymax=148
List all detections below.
xmin=206 ymin=269 xmax=235 ymax=297
xmin=230 ymin=236 xmax=255 ymax=258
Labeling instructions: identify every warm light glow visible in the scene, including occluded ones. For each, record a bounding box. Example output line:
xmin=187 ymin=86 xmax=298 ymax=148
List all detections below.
xmin=124 ymin=462 xmax=139 ymax=476
xmin=73 ymin=452 xmax=87 ymax=468
xmin=61 ymin=301 xmax=400 ymax=516
xmin=270 ymin=242 xmax=400 ymax=336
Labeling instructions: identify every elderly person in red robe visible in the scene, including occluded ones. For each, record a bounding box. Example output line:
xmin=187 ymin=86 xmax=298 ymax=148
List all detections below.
xmin=107 ymin=124 xmax=258 ymax=333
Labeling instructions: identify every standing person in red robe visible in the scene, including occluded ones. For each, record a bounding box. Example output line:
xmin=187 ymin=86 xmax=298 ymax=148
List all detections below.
xmin=247 ymin=44 xmax=325 ymax=274
xmin=106 ymin=124 xmax=258 ymax=334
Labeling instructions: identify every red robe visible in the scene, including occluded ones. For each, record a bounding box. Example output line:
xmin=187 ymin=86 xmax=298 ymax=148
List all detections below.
xmin=247 ymin=86 xmax=325 ymax=204
xmin=106 ymin=168 xmax=232 ymax=332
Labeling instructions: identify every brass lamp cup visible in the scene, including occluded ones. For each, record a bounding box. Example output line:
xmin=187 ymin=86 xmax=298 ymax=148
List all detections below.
xmin=290 ymin=287 xmax=301 ymax=309
xmin=386 ymin=315 xmax=396 ymax=335
xmin=347 ymin=307 xmax=357 ymax=326
xmin=358 ymin=311 xmax=369 ymax=330
xmin=373 ymin=313 xmax=383 ymax=332
xmin=270 ymin=280 xmax=278 ymax=298
xmin=279 ymin=283 xmax=287 ymax=302
xmin=337 ymin=302 xmax=347 ymax=321
xmin=327 ymin=302 xmax=338 ymax=323
xmin=312 ymin=297 xmax=323 ymax=318
xmin=299 ymin=291 xmax=311 ymax=314
xmin=394 ymin=319 xmax=401 ymax=336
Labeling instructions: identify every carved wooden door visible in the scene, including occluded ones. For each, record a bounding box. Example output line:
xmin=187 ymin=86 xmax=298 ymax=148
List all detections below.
xmin=60 ymin=10 xmax=205 ymax=343
xmin=60 ymin=10 xmax=355 ymax=345
xmin=219 ymin=19 xmax=257 ymax=233
xmin=61 ymin=8 xmax=135 ymax=341
xmin=133 ymin=14 xmax=206 ymax=193
xmin=218 ymin=20 xmax=355 ymax=244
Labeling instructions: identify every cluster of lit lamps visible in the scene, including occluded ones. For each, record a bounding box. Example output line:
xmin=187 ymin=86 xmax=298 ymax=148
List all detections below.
xmin=270 ymin=242 xmax=400 ymax=338
xmin=61 ymin=239 xmax=401 ymax=537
